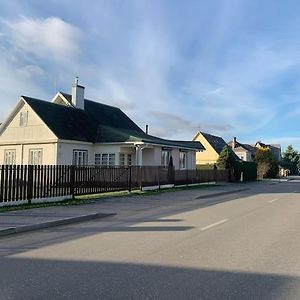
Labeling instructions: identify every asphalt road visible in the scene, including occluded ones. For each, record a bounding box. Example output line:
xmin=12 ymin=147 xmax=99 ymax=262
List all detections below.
xmin=1 ymin=180 xmax=300 ymax=300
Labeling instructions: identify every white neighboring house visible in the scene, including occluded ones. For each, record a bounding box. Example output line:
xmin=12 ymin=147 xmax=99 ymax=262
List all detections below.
xmin=228 ymin=137 xmax=255 ymax=162
xmin=0 ymin=81 xmax=204 ymax=169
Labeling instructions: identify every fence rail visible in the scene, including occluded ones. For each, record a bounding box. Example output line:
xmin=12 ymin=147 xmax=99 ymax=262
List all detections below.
xmin=0 ymin=165 xmax=230 ymax=205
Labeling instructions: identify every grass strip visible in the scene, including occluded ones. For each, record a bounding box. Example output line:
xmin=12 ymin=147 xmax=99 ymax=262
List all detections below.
xmin=0 ymin=183 xmax=220 ymax=213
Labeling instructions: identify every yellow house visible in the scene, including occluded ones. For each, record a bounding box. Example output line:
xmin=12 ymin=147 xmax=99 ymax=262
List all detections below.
xmin=193 ymin=132 xmax=227 ymax=165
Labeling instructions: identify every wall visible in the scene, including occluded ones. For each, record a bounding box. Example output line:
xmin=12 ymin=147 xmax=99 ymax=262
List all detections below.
xmin=194 ymin=134 xmax=219 ymax=164
xmin=143 ymin=147 xmax=196 ymax=170
xmin=57 ymin=142 xmax=94 ymax=165
xmin=0 ymin=143 xmax=58 ymax=165
xmin=57 ymin=143 xmax=138 ymax=165
xmin=0 ymin=102 xmax=56 ymax=143
xmin=142 ymin=148 xmax=156 ymax=166
xmin=233 ymin=149 xmax=252 ymax=162
xmin=0 ymin=101 xmax=58 ymax=165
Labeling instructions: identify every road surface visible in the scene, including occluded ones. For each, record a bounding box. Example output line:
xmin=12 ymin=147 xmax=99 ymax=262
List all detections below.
xmin=1 ymin=180 xmax=300 ymax=299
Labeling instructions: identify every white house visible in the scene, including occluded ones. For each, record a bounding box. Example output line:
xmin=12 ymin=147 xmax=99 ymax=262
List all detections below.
xmin=0 ymin=81 xmax=204 ymax=169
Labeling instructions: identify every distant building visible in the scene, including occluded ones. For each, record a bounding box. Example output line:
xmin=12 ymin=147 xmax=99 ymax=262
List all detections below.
xmin=228 ymin=137 xmax=256 ymax=162
xmin=193 ymin=132 xmax=228 ymax=165
xmin=255 ymin=141 xmax=281 ymax=162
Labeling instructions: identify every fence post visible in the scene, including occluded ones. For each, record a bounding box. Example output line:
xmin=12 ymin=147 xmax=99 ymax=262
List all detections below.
xmin=128 ymin=166 xmax=132 ymax=193
xmin=139 ymin=166 xmax=143 ymax=191
xmin=70 ymin=165 xmax=75 ymax=199
xmin=157 ymin=167 xmax=160 ymax=189
xmin=27 ymin=165 xmax=33 ymax=204
xmin=186 ymin=169 xmax=188 ymax=185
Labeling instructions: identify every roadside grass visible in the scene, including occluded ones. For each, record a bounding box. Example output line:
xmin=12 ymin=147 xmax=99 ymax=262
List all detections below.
xmin=0 ymin=183 xmax=220 ymax=213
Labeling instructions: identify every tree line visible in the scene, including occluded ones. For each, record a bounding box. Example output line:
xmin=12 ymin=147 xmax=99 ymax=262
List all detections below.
xmin=216 ymin=144 xmax=299 ymax=179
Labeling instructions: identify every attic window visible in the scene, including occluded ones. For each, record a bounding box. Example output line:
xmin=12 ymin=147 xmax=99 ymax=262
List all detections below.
xmin=20 ymin=111 xmax=28 ymax=127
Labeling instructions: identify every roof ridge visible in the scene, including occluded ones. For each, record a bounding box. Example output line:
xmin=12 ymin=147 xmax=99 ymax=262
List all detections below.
xmin=59 ymin=91 xmax=120 ymax=110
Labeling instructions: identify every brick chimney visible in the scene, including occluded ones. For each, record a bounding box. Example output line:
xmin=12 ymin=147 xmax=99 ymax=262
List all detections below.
xmin=232 ymin=137 xmax=237 ymax=148
xmin=71 ymin=77 xmax=85 ymax=109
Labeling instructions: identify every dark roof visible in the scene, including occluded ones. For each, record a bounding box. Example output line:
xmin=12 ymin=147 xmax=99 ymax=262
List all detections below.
xmin=228 ymin=140 xmax=255 ymax=154
xmin=23 ymin=94 xmax=204 ymax=150
xmin=23 ymin=96 xmax=96 ymax=142
xmin=200 ymin=132 xmax=227 ymax=154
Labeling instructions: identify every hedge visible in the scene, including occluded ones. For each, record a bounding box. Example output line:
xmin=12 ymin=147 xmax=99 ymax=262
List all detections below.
xmin=234 ymin=161 xmax=257 ymax=181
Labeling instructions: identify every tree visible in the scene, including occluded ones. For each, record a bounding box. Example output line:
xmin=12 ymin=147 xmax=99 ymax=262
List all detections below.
xmin=281 ymin=145 xmax=299 ymax=175
xmin=254 ymin=147 xmax=278 ymax=179
xmin=216 ymin=145 xmax=237 ymax=170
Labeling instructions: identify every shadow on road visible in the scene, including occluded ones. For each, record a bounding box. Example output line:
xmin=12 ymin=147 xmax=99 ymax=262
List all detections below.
xmin=1 ymin=257 xmax=298 ymax=299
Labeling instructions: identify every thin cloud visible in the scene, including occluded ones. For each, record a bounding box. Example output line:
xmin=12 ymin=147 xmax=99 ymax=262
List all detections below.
xmin=2 ymin=16 xmax=82 ymax=61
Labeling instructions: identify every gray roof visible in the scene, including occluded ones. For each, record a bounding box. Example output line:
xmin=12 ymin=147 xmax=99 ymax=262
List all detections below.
xmin=228 ymin=140 xmax=256 ymax=154
xmin=200 ymin=132 xmax=227 ymax=154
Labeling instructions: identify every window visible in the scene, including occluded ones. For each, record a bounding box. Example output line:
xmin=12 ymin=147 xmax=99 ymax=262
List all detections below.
xmin=101 ymin=154 xmax=108 ymax=165
xmin=119 ymin=153 xmax=125 ymax=166
xmin=161 ymin=150 xmax=171 ymax=167
xmin=108 ymin=154 xmax=115 ymax=166
xmin=127 ymin=154 xmax=132 ymax=166
xmin=29 ymin=149 xmax=43 ymax=165
xmin=95 ymin=153 xmax=116 ymax=166
xmin=73 ymin=150 xmax=88 ymax=166
xmin=20 ymin=111 xmax=28 ymax=127
xmin=95 ymin=154 xmax=101 ymax=165
xmin=179 ymin=151 xmax=187 ymax=169
xmin=4 ymin=149 xmax=16 ymax=165
xmin=119 ymin=153 xmax=132 ymax=166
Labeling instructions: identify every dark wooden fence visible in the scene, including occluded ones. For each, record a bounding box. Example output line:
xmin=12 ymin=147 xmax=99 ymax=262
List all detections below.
xmin=0 ymin=165 xmax=230 ymax=205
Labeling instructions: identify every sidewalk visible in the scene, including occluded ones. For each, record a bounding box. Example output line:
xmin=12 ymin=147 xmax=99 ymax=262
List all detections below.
xmin=0 ymin=183 xmax=254 ymax=237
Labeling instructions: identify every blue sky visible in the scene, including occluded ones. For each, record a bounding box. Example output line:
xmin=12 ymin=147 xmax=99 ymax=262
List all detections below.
xmin=0 ymin=0 xmax=300 ymax=151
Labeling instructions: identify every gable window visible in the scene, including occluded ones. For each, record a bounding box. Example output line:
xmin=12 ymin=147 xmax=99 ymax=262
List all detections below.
xmin=20 ymin=111 xmax=28 ymax=127
xmin=161 ymin=150 xmax=171 ymax=167
xmin=95 ymin=153 xmax=116 ymax=166
xmin=179 ymin=151 xmax=187 ymax=170
xmin=4 ymin=149 xmax=16 ymax=165
xmin=29 ymin=149 xmax=43 ymax=165
xmin=73 ymin=150 xmax=88 ymax=166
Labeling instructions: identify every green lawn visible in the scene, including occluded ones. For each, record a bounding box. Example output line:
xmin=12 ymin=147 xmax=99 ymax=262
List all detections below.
xmin=0 ymin=183 xmax=220 ymax=213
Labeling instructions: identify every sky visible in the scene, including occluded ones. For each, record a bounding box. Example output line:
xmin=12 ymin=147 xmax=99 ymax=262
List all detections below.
xmin=0 ymin=0 xmax=300 ymax=151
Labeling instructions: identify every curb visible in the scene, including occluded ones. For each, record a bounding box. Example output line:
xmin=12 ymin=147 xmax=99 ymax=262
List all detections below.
xmin=0 ymin=212 xmax=116 ymax=238
xmin=195 ymin=188 xmax=250 ymax=199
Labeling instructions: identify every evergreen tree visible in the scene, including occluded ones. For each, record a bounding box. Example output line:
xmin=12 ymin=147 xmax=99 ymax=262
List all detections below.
xmin=281 ymin=145 xmax=299 ymax=174
xmin=216 ymin=145 xmax=237 ymax=170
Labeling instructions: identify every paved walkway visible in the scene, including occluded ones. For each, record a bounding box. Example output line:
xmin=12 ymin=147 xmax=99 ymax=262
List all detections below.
xmin=0 ymin=183 xmax=258 ymax=235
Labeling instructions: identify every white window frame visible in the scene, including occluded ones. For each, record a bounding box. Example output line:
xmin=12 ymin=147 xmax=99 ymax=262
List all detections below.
xmin=179 ymin=151 xmax=187 ymax=170
xmin=95 ymin=153 xmax=116 ymax=166
xmin=29 ymin=149 xmax=43 ymax=165
xmin=4 ymin=149 xmax=16 ymax=165
xmin=119 ymin=153 xmax=133 ymax=166
xmin=161 ymin=150 xmax=171 ymax=167
xmin=119 ymin=153 xmax=125 ymax=166
xmin=20 ymin=111 xmax=28 ymax=127
xmin=73 ymin=149 xmax=88 ymax=166
xmin=108 ymin=154 xmax=116 ymax=166
xmin=127 ymin=154 xmax=132 ymax=166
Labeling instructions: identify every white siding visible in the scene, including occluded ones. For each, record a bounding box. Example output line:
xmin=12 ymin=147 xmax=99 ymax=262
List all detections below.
xmin=0 ymin=143 xmax=57 ymax=165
